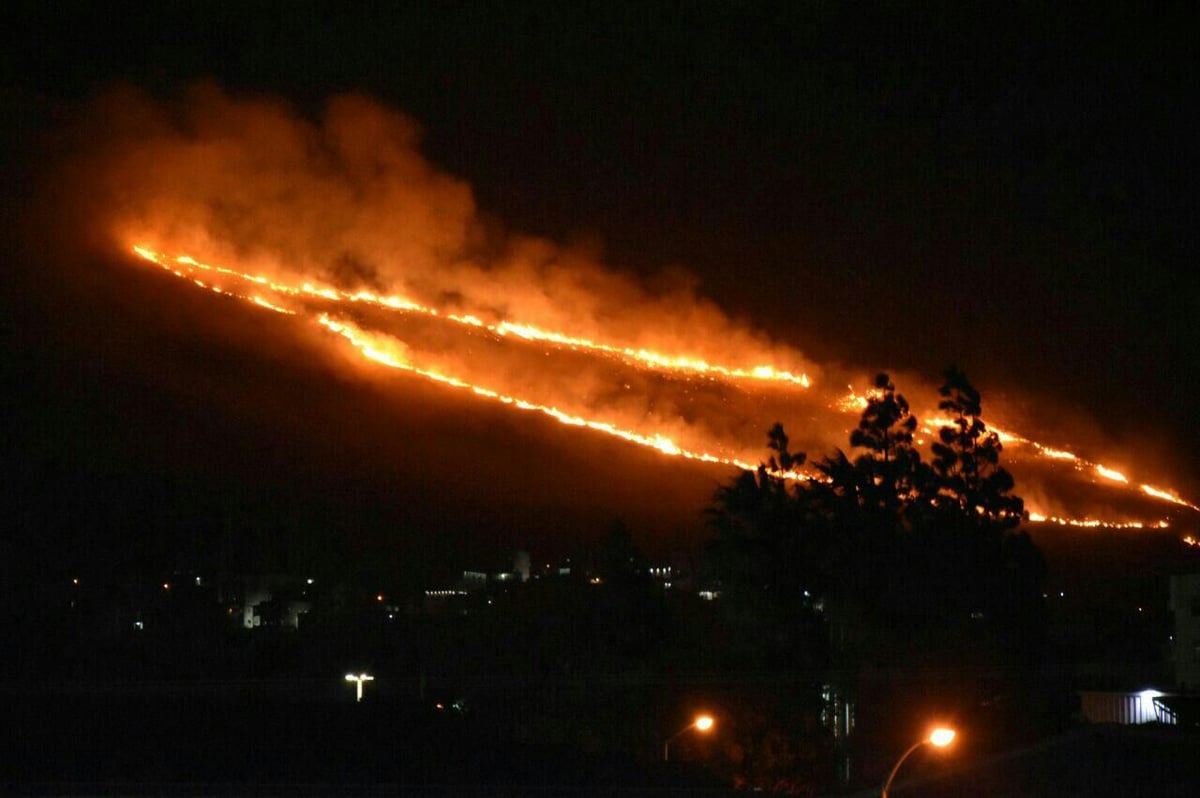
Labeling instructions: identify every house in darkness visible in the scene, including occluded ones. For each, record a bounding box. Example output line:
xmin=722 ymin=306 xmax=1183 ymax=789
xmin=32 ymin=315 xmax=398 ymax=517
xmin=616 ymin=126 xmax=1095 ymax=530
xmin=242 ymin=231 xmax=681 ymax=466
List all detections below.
xmin=218 ymin=573 xmax=311 ymax=630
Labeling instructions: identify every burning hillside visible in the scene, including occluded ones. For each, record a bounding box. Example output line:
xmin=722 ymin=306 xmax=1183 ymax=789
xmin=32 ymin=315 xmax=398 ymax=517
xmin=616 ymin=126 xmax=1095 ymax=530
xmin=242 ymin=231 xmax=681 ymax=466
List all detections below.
xmin=44 ymin=83 xmax=1200 ymax=535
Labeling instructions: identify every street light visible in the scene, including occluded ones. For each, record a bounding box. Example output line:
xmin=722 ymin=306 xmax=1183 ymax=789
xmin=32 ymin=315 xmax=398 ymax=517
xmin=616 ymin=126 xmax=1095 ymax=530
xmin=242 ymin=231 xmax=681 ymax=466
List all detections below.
xmin=881 ymin=726 xmax=955 ymax=798
xmin=664 ymin=713 xmax=716 ymax=761
xmin=345 ymin=672 xmax=375 ymax=702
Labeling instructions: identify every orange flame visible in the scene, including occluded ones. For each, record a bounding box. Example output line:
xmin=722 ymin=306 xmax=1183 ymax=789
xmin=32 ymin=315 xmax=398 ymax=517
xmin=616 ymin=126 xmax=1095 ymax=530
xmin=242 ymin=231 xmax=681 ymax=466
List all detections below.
xmin=1026 ymin=511 xmax=1170 ymax=530
xmin=1095 ymin=465 xmax=1129 ymax=484
xmin=317 ymin=314 xmax=772 ymax=470
xmin=131 ymin=246 xmax=810 ymax=388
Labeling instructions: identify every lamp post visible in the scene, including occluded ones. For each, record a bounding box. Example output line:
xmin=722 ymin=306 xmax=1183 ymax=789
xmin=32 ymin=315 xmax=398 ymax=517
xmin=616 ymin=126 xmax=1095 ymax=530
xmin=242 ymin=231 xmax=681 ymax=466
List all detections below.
xmin=881 ymin=727 xmax=955 ymax=798
xmin=345 ymin=672 xmax=374 ymax=702
xmin=663 ymin=713 xmax=715 ymax=762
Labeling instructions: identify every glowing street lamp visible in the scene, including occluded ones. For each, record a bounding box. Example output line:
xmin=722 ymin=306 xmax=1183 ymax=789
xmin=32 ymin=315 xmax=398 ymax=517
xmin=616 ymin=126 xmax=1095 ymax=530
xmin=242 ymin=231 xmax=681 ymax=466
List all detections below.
xmin=881 ymin=726 xmax=956 ymax=798
xmin=345 ymin=672 xmax=375 ymax=702
xmin=663 ymin=713 xmax=716 ymax=761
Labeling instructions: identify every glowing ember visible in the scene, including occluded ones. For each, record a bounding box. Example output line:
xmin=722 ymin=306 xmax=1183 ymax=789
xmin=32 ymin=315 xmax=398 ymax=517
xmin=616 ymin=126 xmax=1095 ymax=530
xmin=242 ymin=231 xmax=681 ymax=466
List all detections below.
xmin=835 ymin=388 xmax=870 ymax=413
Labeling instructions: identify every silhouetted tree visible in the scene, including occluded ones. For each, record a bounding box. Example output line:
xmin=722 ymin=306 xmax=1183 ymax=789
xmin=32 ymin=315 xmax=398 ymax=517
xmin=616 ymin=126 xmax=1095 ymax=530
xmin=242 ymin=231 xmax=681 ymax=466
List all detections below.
xmin=705 ymin=426 xmax=827 ymax=668
xmin=823 ymin=373 xmax=932 ymax=528
xmin=765 ymin=421 xmax=804 ymax=473
xmin=931 ymin=365 xmax=1023 ymax=527
xmin=805 ymin=374 xmax=937 ymax=653
xmin=925 ymin=367 xmax=1043 ymax=651
xmin=707 ymin=368 xmax=1044 ymax=666
xmin=597 ymin=519 xmax=643 ymax=582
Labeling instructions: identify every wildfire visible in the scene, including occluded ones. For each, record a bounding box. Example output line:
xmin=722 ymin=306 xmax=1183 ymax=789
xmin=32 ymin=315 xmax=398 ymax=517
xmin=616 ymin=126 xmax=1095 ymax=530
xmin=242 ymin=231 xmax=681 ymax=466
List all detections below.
xmin=1095 ymin=465 xmax=1129 ymax=484
xmin=128 ymin=243 xmax=1197 ymax=528
xmin=1026 ymin=512 xmax=1170 ymax=530
xmin=131 ymin=246 xmax=810 ymax=388
xmin=317 ymin=314 xmax=767 ymax=470
xmin=918 ymin=412 xmax=1197 ymax=517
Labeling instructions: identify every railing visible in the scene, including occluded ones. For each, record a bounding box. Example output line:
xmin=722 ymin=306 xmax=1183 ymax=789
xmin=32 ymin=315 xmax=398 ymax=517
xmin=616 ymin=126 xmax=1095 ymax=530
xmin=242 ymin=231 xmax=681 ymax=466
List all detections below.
xmin=1153 ymin=697 xmax=1179 ymax=726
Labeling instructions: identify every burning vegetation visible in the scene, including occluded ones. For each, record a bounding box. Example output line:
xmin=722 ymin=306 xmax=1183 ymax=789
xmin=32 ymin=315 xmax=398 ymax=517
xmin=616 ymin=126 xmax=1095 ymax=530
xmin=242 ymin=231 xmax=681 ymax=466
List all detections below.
xmin=45 ymin=83 xmax=1199 ymax=535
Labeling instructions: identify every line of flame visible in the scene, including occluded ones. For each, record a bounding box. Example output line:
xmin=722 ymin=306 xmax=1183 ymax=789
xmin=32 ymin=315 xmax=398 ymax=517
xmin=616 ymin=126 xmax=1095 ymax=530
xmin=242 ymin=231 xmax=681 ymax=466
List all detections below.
xmin=142 ymin=255 xmax=299 ymax=316
xmin=1026 ymin=512 xmax=1170 ymax=530
xmin=132 ymin=246 xmax=810 ymax=387
xmin=316 ymin=314 xmax=784 ymax=473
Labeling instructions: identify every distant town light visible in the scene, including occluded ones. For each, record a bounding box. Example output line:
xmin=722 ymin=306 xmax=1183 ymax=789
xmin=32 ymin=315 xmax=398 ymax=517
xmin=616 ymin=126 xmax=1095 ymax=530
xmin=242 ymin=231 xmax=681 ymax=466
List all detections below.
xmin=162 ymin=583 xmax=170 ymax=591
xmin=72 ymin=578 xmax=79 ymax=586
xmin=694 ymin=714 xmax=715 ymax=732
xmin=376 ymin=594 xmax=384 ymax=602
xmin=307 ymin=578 xmax=315 ymax=585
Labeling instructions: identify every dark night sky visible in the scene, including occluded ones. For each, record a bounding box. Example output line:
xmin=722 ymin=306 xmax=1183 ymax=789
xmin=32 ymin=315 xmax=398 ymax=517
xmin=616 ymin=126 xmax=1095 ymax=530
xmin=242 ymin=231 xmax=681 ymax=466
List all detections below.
xmin=2 ymin=2 xmax=1198 ymax=567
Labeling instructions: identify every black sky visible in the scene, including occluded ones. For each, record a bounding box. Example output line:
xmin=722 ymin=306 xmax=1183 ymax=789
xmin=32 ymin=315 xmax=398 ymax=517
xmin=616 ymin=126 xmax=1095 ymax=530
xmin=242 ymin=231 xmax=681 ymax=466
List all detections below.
xmin=3 ymin=2 xmax=1199 ymax=565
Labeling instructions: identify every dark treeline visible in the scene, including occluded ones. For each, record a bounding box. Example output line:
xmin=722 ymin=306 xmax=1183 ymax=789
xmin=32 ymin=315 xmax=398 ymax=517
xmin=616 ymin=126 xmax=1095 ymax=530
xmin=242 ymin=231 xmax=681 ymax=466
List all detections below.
xmin=706 ymin=367 xmax=1045 ymax=671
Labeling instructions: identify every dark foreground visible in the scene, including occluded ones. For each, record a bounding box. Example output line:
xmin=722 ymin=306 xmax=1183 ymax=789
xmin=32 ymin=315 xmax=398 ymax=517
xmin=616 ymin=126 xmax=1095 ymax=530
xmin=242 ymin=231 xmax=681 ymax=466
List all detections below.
xmin=0 ymin=683 xmax=733 ymax=796
xmin=6 ymin=683 xmax=1200 ymax=797
xmin=848 ymin=723 xmax=1200 ymax=798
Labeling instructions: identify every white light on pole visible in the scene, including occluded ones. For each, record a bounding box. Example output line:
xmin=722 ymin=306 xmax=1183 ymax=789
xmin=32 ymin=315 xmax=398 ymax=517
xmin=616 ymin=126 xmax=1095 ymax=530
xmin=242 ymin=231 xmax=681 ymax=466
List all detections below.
xmin=345 ymin=672 xmax=375 ymax=702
